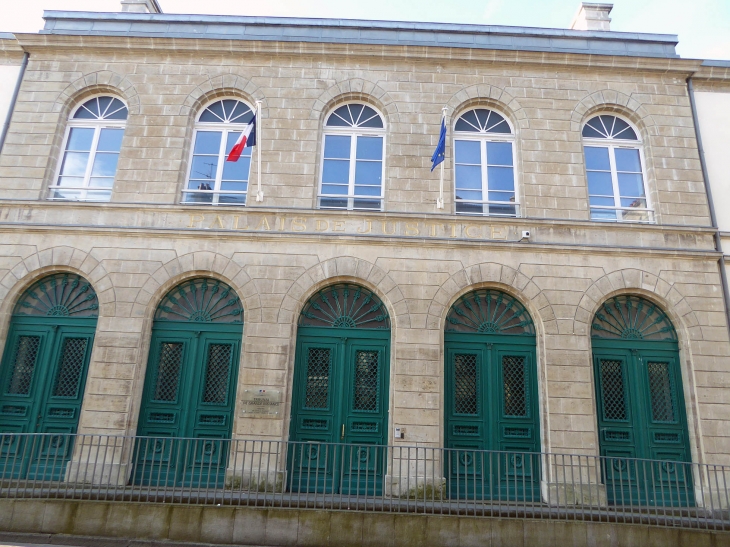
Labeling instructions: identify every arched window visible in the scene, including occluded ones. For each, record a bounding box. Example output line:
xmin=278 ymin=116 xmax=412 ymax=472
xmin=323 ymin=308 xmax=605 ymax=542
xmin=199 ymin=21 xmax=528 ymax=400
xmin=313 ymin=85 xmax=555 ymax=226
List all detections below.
xmin=454 ymin=109 xmax=516 ymax=216
xmin=184 ymin=99 xmax=255 ymax=205
xmin=50 ymin=96 xmax=128 ymax=202
xmin=319 ymin=103 xmax=385 ymax=211
xmin=582 ymin=115 xmax=652 ymax=222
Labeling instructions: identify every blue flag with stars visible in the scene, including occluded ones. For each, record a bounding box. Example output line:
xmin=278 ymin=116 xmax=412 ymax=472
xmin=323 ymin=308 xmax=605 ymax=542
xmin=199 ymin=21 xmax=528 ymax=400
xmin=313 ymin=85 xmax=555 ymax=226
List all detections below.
xmin=431 ymin=118 xmax=446 ymax=171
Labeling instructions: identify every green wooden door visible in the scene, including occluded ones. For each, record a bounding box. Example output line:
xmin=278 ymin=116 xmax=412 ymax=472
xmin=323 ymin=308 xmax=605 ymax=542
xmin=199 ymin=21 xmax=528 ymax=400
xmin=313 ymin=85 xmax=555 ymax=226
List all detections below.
xmin=443 ymin=290 xmax=540 ymax=501
xmin=592 ymin=296 xmax=693 ymax=506
xmin=288 ymin=284 xmax=390 ymax=495
xmin=132 ymin=278 xmax=243 ymax=487
xmin=0 ymin=274 xmax=99 ymax=481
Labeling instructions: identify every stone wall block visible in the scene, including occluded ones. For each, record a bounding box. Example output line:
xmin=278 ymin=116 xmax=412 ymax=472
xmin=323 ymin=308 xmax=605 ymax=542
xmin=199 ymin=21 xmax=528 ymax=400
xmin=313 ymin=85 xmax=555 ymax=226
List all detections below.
xmin=162 ymin=257 xmax=183 ymax=279
xmin=355 ymin=258 xmax=374 ymax=281
xmin=37 ymin=248 xmax=53 ymax=268
xmin=641 ymin=271 xmax=659 ymax=292
xmin=320 ymin=257 xmax=338 ymax=279
xmin=654 ymin=278 xmax=673 ymax=298
xmin=477 ymin=262 xmax=503 ymax=283
xmin=606 ymin=270 xmax=626 ymax=291
xmin=334 ymin=256 xmax=358 ymax=277
xmin=621 ymin=268 xmax=642 ymax=288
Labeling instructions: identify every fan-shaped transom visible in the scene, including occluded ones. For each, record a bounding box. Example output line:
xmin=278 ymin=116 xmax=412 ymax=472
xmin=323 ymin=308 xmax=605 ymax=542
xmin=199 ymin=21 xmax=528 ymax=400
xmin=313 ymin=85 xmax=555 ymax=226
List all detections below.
xmin=592 ymin=295 xmax=676 ymax=341
xmin=155 ymin=278 xmax=243 ymax=323
xmin=14 ymin=273 xmax=98 ymax=318
xmin=582 ymin=115 xmax=638 ymax=140
xmin=325 ymin=104 xmax=384 ymax=129
xmin=73 ymin=97 xmax=128 ymax=121
xmin=299 ymin=283 xmax=390 ymax=329
xmin=455 ymin=109 xmax=511 ymax=134
xmin=446 ymin=289 xmax=534 ymax=335
xmin=198 ymin=100 xmax=254 ymax=124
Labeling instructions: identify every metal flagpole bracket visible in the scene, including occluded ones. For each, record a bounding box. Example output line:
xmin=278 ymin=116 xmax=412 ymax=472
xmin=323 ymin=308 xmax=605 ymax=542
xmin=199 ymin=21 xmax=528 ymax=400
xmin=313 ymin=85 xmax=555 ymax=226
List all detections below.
xmin=255 ymin=101 xmax=264 ymax=202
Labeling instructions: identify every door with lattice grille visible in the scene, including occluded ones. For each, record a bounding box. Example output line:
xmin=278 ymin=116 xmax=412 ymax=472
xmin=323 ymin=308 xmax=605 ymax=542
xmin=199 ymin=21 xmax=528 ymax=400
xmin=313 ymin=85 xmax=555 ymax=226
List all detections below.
xmin=592 ymin=295 xmax=692 ymax=506
xmin=0 ymin=274 xmax=98 ymax=480
xmin=443 ymin=289 xmax=540 ymax=500
xmin=288 ymin=283 xmax=391 ymax=495
xmin=133 ymin=278 xmax=243 ymax=487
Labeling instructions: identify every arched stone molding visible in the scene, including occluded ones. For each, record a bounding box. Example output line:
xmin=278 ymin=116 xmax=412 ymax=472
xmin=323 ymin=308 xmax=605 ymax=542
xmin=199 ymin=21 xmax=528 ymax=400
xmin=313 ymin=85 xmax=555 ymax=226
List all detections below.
xmin=445 ymin=84 xmax=527 ymax=131
xmin=570 ymin=90 xmax=655 ymax=139
xmin=427 ymin=262 xmax=557 ymax=336
xmin=132 ymin=251 xmax=259 ymax=324
xmin=311 ymin=79 xmax=400 ymax=126
xmin=179 ymin=74 xmax=268 ymax=118
xmin=279 ymin=256 xmax=407 ymax=329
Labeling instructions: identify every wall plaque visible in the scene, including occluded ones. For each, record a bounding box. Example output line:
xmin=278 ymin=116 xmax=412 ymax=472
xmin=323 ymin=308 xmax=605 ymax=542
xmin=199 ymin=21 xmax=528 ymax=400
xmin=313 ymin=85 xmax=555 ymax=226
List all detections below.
xmin=240 ymin=388 xmax=282 ymax=418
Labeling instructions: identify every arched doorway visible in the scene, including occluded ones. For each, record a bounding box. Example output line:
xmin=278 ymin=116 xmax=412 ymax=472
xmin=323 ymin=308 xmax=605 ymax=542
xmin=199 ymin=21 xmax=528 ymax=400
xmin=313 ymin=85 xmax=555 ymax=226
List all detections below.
xmin=444 ymin=289 xmax=540 ymax=500
xmin=592 ymin=295 xmax=693 ymax=506
xmin=133 ymin=278 xmax=243 ymax=487
xmin=0 ymin=273 xmax=98 ymax=480
xmin=288 ymin=283 xmax=390 ymax=495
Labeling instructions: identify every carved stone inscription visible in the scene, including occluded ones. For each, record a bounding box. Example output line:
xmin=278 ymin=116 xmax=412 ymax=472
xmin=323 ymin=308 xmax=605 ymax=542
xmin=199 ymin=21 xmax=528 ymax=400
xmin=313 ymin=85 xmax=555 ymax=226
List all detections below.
xmin=240 ymin=388 xmax=282 ymax=418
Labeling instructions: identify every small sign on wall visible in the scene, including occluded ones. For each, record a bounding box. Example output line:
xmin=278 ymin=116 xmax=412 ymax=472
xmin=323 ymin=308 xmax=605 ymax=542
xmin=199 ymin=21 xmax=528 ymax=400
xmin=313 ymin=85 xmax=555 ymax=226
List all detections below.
xmin=240 ymin=388 xmax=282 ymax=418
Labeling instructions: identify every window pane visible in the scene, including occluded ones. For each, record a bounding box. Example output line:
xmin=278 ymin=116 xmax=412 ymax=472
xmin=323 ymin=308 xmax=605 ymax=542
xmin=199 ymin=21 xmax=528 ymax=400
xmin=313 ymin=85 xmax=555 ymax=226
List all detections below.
xmin=218 ymin=193 xmax=247 ymax=205
xmin=60 ymin=152 xmax=90 ymax=177
xmin=88 ymin=177 xmax=114 ymax=188
xmin=324 ymin=135 xmax=351 ymax=159
xmin=84 ymin=190 xmax=111 ymax=201
xmin=190 ymin=155 xmax=218 ymax=182
xmin=487 ymin=166 xmax=514 ymax=191
xmin=620 ymin=197 xmax=648 ymax=208
xmin=322 ymin=159 xmax=350 ymax=184
xmin=587 ymin=171 xmax=613 ymax=196
xmin=456 ymin=202 xmax=483 ymax=214
xmin=455 ymin=164 xmax=481 ymax=189
xmin=589 ymin=196 xmax=615 ymax=206
xmin=356 ymin=136 xmax=383 ymax=160
xmin=183 ymin=192 xmax=214 ymax=204
xmin=488 ymin=191 xmax=515 ymax=202
xmin=66 ymin=128 xmax=94 ymax=151
xmin=320 ymin=197 xmax=348 ymax=208
xmin=614 ymin=148 xmax=642 ymax=172
xmin=353 ymin=199 xmax=381 ymax=209
xmin=487 ymin=142 xmax=513 ymax=166
xmin=97 ymin=128 xmax=124 ymax=152
xmin=187 ymin=180 xmax=214 ymax=191
xmin=220 ymin=181 xmax=248 ymax=192
xmin=194 ymin=131 xmax=222 ymax=155
xmin=591 ymin=208 xmax=617 ymax=221
xmin=50 ymin=188 xmax=82 ymax=200
xmin=321 ymin=184 xmax=348 ymax=195
xmin=455 ymin=190 xmax=483 ymax=201
xmin=225 ymin=132 xmax=253 ymax=157
xmin=455 ymin=140 xmax=480 ymax=164
xmin=489 ymin=203 xmax=516 ymax=216
xmin=584 ymin=146 xmax=610 ymax=171
xmin=222 ymin=157 xmax=250 ymax=181
xmin=354 ymin=185 xmax=382 ymax=196
xmin=91 ymin=152 xmax=119 ymax=177
xmin=355 ymin=161 xmax=382 ymax=186
xmin=455 ymin=111 xmax=480 ymax=132
xmin=617 ymin=173 xmax=646 ymax=197
xmin=56 ymin=176 xmax=84 ymax=188
xmin=199 ymin=101 xmax=225 ymax=122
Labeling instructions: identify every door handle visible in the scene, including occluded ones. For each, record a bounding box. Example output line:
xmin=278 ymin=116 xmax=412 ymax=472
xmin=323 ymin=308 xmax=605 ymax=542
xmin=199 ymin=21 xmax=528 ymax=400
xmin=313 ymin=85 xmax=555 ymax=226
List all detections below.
xmin=341 ymin=424 xmax=345 ymax=439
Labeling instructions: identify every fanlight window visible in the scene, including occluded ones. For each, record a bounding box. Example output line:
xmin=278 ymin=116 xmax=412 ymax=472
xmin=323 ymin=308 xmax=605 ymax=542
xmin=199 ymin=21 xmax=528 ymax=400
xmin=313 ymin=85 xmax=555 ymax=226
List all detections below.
xmin=582 ymin=115 xmax=652 ymax=223
xmin=319 ymin=104 xmax=385 ymax=211
xmin=50 ymin=97 xmax=128 ymax=202
xmin=454 ymin=109 xmax=517 ymax=217
xmin=591 ymin=295 xmax=676 ymax=342
xmin=14 ymin=273 xmax=98 ymax=318
xmin=299 ymin=283 xmax=390 ymax=329
xmin=155 ymin=278 xmax=243 ymax=323
xmin=446 ymin=289 xmax=534 ymax=335
xmin=184 ymin=99 xmax=255 ymax=206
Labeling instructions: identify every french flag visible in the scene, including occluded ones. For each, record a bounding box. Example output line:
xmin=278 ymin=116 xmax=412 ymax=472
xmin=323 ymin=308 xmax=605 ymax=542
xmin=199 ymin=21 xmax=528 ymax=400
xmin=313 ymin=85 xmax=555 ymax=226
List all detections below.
xmin=226 ymin=115 xmax=256 ymax=162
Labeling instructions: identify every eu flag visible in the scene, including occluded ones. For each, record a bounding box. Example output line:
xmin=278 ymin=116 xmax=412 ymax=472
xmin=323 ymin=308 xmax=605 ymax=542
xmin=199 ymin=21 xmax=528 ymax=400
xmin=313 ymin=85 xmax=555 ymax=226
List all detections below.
xmin=431 ymin=119 xmax=446 ymax=171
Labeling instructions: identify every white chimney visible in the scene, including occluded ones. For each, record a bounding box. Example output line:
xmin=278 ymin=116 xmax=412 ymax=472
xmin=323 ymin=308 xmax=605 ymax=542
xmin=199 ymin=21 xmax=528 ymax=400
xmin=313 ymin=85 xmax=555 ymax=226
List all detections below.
xmin=570 ymin=3 xmax=613 ymax=31
xmin=121 ymin=0 xmax=162 ymax=13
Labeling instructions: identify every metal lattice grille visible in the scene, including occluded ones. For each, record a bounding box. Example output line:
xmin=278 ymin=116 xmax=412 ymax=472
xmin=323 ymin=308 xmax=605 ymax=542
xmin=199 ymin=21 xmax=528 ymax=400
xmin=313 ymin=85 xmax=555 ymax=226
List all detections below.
xmin=4 ymin=336 xmax=41 ymax=395
xmin=14 ymin=273 xmax=98 ymax=318
xmin=155 ymin=278 xmax=243 ymax=323
xmin=445 ymin=289 xmax=534 ymax=335
xmin=453 ymin=353 xmax=478 ymax=415
xmin=152 ymin=342 xmax=183 ymax=402
xmin=202 ymin=344 xmax=232 ymax=404
xmin=647 ymin=361 xmax=676 ymax=423
xmin=304 ymin=348 xmax=331 ymax=409
xmin=353 ymin=350 xmax=379 ymax=412
xmin=600 ymin=359 xmax=627 ymax=421
xmin=592 ymin=295 xmax=676 ymax=341
xmin=502 ymin=355 xmax=528 ymax=417
xmin=52 ymin=338 xmax=88 ymax=398
xmin=299 ymin=284 xmax=390 ymax=329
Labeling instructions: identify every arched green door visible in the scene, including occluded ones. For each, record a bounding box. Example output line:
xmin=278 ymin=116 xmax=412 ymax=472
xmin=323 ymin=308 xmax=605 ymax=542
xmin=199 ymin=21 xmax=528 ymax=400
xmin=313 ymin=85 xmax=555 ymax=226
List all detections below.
xmin=592 ymin=295 xmax=693 ymax=506
xmin=0 ymin=273 xmax=98 ymax=480
xmin=288 ymin=283 xmax=390 ymax=495
xmin=444 ymin=289 xmax=540 ymax=500
xmin=133 ymin=278 xmax=243 ymax=487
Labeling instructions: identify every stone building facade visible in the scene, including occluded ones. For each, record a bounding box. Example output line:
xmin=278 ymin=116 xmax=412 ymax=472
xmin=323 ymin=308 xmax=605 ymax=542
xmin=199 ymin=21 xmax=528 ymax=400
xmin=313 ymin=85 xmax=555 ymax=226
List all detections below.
xmin=0 ymin=4 xmax=728 ymax=496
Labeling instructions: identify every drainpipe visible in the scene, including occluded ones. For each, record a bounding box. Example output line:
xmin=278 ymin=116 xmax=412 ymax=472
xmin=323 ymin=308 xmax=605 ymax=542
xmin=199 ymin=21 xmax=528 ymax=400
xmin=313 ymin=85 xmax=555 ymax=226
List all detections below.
xmin=0 ymin=51 xmax=29 ymax=156
xmin=687 ymin=76 xmax=730 ymax=341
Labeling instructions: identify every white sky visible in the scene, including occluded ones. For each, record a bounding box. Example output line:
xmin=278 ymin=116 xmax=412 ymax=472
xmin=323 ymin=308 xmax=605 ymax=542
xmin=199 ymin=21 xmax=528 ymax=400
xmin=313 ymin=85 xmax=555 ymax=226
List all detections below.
xmin=1 ymin=0 xmax=729 ymax=60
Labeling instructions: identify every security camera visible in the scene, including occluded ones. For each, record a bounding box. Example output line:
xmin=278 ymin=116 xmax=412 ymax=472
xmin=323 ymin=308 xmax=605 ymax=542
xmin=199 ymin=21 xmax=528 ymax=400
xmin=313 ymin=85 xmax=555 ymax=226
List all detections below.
xmin=521 ymin=230 xmax=531 ymax=240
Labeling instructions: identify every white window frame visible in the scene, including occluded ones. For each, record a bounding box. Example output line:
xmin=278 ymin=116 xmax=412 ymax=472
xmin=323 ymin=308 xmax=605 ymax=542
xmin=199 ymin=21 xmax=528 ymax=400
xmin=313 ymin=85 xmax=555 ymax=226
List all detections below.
xmin=453 ymin=110 xmax=518 ymax=217
xmin=582 ymin=115 xmax=653 ymax=223
xmin=318 ymin=102 xmax=386 ymax=211
xmin=183 ymin=99 xmax=255 ymax=206
xmin=49 ymin=95 xmax=127 ymax=202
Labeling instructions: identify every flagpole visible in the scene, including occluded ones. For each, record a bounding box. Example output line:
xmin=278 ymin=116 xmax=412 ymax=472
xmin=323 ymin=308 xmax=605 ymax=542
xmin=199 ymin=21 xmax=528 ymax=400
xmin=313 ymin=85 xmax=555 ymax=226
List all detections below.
xmin=437 ymin=106 xmax=447 ymax=209
xmin=255 ymin=100 xmax=263 ymax=202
